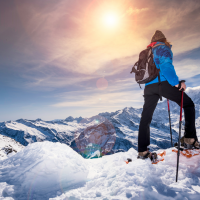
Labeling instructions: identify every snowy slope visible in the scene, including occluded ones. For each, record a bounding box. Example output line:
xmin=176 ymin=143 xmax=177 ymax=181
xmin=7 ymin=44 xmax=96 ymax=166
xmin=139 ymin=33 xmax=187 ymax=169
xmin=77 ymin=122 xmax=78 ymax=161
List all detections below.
xmin=0 ymin=86 xmax=200 ymax=154
xmin=0 ymin=118 xmax=82 ymax=146
xmin=0 ymin=141 xmax=200 ymax=200
xmin=0 ymin=142 xmax=88 ymax=200
xmin=0 ymin=134 xmax=24 ymax=160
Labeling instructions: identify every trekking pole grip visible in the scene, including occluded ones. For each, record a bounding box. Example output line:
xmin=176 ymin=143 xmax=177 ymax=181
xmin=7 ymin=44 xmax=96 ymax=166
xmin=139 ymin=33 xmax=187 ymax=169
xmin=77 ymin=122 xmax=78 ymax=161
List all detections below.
xmin=178 ymin=80 xmax=186 ymax=90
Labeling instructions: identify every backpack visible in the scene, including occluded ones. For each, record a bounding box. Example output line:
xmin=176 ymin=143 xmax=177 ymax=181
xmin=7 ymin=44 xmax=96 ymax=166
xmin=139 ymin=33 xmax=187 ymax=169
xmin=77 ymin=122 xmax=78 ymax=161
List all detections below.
xmin=130 ymin=44 xmax=164 ymax=100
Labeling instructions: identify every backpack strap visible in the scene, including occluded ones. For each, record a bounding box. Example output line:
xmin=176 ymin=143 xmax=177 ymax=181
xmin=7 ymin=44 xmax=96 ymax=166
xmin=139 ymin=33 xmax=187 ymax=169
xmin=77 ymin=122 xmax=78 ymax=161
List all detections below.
xmin=147 ymin=47 xmax=153 ymax=62
xmin=152 ymin=43 xmax=165 ymax=49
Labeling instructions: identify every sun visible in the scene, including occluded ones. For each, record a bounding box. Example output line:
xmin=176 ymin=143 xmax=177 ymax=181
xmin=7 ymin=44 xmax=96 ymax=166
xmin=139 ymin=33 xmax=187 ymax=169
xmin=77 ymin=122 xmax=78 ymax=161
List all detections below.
xmin=103 ymin=12 xmax=119 ymax=27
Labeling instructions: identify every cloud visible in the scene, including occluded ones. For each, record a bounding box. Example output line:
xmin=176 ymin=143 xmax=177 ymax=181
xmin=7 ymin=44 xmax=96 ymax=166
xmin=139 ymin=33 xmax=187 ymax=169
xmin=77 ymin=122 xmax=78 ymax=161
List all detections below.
xmin=17 ymin=67 xmax=100 ymax=91
xmin=51 ymin=88 xmax=143 ymax=109
xmin=186 ymin=74 xmax=200 ymax=87
xmin=126 ymin=7 xmax=149 ymax=15
xmin=49 ymin=76 xmax=143 ymax=116
xmin=1 ymin=0 xmax=200 ymax=121
xmin=174 ymin=47 xmax=200 ymax=62
xmin=174 ymin=59 xmax=200 ymax=80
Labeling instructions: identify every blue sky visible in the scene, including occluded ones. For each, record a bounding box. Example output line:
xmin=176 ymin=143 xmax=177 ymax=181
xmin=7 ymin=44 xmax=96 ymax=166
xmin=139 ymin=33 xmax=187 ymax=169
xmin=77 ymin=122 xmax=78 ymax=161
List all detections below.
xmin=0 ymin=0 xmax=200 ymax=121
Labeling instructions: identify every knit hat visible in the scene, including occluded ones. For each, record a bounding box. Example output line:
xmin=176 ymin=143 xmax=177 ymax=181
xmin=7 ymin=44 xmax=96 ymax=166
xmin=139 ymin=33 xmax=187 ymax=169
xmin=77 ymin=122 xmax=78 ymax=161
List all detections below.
xmin=151 ymin=30 xmax=166 ymax=43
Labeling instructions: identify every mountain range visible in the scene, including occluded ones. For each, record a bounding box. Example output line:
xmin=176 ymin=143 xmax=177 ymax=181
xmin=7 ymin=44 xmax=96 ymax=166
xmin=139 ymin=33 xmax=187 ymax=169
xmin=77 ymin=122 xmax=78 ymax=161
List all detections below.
xmin=0 ymin=86 xmax=199 ymax=157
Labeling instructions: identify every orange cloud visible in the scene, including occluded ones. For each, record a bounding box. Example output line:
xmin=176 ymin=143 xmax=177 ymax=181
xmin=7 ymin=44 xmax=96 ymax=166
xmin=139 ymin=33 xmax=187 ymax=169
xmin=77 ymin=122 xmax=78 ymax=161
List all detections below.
xmin=126 ymin=7 xmax=149 ymax=15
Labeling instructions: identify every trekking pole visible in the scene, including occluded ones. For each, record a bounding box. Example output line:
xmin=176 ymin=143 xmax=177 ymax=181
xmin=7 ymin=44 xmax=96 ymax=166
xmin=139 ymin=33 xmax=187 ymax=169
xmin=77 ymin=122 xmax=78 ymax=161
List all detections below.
xmin=176 ymin=90 xmax=184 ymax=182
xmin=167 ymin=99 xmax=173 ymax=147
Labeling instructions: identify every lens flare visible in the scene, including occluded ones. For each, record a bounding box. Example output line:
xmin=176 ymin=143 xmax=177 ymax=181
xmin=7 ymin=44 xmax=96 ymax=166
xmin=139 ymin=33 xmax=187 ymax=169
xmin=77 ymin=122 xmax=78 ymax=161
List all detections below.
xmin=96 ymin=78 xmax=108 ymax=90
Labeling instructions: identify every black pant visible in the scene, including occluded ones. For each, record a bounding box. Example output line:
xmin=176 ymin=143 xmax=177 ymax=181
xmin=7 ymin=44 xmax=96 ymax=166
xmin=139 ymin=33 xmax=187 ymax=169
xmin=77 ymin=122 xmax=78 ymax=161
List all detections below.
xmin=138 ymin=81 xmax=196 ymax=152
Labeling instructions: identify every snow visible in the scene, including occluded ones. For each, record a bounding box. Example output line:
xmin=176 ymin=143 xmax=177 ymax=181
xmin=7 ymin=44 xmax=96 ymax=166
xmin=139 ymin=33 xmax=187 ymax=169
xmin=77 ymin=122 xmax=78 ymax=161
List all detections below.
xmin=0 ymin=134 xmax=24 ymax=160
xmin=0 ymin=142 xmax=200 ymax=200
xmin=0 ymin=142 xmax=88 ymax=200
xmin=0 ymin=86 xmax=200 ymax=199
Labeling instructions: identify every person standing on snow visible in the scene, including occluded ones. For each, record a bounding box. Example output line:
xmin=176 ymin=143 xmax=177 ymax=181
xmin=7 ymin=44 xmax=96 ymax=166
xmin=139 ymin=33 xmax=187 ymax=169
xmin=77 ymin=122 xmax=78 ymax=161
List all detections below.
xmin=137 ymin=30 xmax=199 ymax=160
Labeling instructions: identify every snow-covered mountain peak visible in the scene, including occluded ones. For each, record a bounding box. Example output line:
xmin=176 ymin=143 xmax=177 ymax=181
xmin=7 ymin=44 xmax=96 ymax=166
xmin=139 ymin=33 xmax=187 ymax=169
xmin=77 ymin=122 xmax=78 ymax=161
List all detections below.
xmin=186 ymin=86 xmax=200 ymax=104
xmin=0 ymin=134 xmax=24 ymax=160
xmin=64 ymin=116 xmax=83 ymax=123
xmin=0 ymin=86 xmax=200 ymax=157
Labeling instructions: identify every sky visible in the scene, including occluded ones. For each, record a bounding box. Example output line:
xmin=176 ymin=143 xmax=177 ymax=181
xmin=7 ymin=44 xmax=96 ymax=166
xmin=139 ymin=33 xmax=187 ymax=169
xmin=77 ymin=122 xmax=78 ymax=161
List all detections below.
xmin=0 ymin=0 xmax=200 ymax=121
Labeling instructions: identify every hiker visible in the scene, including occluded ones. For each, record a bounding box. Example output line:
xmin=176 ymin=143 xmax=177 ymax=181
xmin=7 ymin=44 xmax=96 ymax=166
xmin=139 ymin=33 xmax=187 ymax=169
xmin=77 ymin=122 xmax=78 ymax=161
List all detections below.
xmin=137 ymin=30 xmax=199 ymax=160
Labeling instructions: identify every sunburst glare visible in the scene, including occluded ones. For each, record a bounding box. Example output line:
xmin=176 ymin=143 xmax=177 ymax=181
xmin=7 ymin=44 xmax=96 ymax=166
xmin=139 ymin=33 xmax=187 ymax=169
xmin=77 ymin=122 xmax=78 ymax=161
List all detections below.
xmin=103 ymin=12 xmax=119 ymax=27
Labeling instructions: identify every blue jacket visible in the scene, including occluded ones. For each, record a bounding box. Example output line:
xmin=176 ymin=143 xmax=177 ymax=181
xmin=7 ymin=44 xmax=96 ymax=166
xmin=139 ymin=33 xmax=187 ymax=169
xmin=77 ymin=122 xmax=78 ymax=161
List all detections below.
xmin=145 ymin=42 xmax=179 ymax=86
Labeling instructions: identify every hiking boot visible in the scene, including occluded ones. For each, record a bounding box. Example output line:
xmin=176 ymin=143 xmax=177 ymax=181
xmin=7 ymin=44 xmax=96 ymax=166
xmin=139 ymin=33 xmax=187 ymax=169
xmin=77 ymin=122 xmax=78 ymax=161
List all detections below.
xmin=184 ymin=138 xmax=200 ymax=149
xmin=137 ymin=149 xmax=157 ymax=162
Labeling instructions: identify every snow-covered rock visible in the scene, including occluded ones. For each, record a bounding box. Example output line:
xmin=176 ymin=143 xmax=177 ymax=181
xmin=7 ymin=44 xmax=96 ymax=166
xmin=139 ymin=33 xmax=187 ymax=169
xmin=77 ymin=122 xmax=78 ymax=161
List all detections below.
xmin=0 ymin=134 xmax=24 ymax=160
xmin=0 ymin=141 xmax=88 ymax=200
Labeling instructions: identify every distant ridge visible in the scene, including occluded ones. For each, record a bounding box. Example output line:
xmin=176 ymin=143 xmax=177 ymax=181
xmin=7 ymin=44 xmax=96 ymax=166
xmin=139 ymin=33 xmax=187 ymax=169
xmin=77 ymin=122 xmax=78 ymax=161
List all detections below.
xmin=0 ymin=86 xmax=199 ymax=154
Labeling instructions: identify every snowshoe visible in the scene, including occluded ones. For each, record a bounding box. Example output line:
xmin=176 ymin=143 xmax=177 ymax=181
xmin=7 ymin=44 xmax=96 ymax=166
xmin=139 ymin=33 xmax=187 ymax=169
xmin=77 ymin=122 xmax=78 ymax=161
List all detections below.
xmin=137 ymin=149 xmax=157 ymax=163
xmin=173 ymin=137 xmax=200 ymax=158
xmin=172 ymin=148 xmax=200 ymax=158
xmin=125 ymin=150 xmax=166 ymax=165
xmin=152 ymin=150 xmax=166 ymax=164
xmin=125 ymin=158 xmax=132 ymax=164
xmin=174 ymin=136 xmax=200 ymax=151
xmin=174 ymin=145 xmax=185 ymax=151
